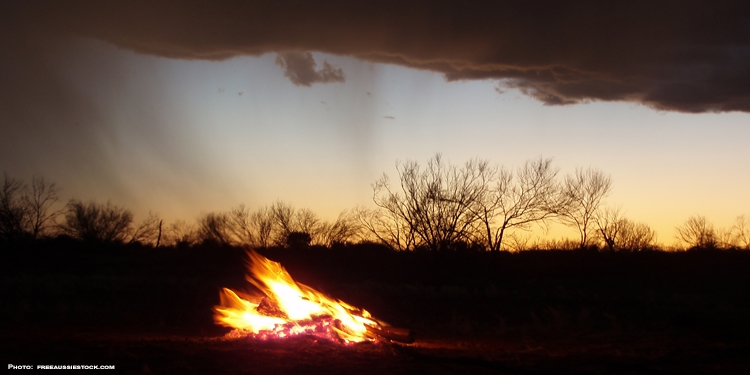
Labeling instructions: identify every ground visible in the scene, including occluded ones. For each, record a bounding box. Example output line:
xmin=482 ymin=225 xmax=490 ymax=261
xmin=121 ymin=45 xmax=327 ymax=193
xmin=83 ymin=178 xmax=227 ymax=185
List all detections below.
xmin=2 ymin=243 xmax=749 ymax=373
xmin=3 ymin=330 xmax=749 ymax=374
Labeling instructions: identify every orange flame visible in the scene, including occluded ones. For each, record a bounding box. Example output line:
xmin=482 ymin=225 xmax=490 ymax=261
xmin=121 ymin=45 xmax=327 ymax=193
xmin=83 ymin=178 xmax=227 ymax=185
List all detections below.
xmin=214 ymin=250 xmax=383 ymax=343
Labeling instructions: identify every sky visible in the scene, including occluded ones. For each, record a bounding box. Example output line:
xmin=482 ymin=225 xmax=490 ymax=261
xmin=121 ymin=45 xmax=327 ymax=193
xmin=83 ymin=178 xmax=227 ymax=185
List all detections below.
xmin=1 ymin=1 xmax=749 ymax=246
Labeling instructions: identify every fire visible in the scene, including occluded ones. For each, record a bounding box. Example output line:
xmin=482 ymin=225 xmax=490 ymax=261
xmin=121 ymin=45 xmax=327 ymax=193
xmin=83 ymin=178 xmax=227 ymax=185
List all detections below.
xmin=214 ymin=250 xmax=384 ymax=343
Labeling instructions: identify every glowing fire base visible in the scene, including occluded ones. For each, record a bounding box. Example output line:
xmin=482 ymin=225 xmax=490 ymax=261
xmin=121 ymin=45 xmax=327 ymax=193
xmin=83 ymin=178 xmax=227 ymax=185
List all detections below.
xmin=214 ymin=251 xmax=412 ymax=344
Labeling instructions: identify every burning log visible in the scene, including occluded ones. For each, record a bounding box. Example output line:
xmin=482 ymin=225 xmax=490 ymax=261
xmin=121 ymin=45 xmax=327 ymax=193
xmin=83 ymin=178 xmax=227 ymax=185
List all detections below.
xmin=366 ymin=325 xmax=416 ymax=344
xmin=214 ymin=250 xmax=416 ymax=344
xmin=256 ymin=297 xmax=288 ymax=319
xmin=252 ymin=296 xmax=416 ymax=343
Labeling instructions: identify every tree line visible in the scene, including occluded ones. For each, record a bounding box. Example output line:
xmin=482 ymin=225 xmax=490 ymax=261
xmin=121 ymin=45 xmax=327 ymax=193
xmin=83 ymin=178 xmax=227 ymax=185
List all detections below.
xmin=2 ymin=155 xmax=748 ymax=251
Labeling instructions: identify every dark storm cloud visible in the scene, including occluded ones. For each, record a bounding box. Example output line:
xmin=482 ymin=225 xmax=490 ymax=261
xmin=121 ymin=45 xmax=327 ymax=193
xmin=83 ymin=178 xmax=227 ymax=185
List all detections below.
xmin=3 ymin=0 xmax=750 ymax=112
xmin=274 ymin=52 xmax=345 ymax=86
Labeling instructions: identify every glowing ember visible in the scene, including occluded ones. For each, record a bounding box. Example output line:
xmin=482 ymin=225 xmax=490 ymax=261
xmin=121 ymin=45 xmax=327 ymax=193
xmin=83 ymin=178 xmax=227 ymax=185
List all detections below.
xmin=214 ymin=250 xmax=385 ymax=343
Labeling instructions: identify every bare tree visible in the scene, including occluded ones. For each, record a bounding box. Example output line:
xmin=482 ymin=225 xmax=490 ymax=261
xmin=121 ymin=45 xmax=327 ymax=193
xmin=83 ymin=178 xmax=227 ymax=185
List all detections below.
xmin=270 ymin=200 xmax=296 ymax=245
xmin=21 ymin=176 xmax=63 ymax=239
xmin=269 ymin=205 xmax=325 ymax=248
xmin=731 ymin=215 xmax=749 ymax=250
xmin=221 ymin=201 xmax=351 ymax=248
xmin=228 ymin=204 xmax=257 ymax=245
xmin=163 ymin=220 xmax=198 ymax=247
xmin=557 ymin=168 xmax=612 ymax=248
xmin=370 ymin=154 xmax=488 ymax=251
xmin=596 ymin=208 xmax=657 ymax=251
xmin=0 ymin=174 xmax=27 ymax=242
xmin=675 ymin=215 xmax=717 ymax=249
xmin=129 ymin=212 xmax=162 ymax=246
xmin=318 ymin=210 xmax=361 ymax=246
xmin=61 ymin=200 xmax=134 ymax=244
xmin=1 ymin=174 xmax=64 ymax=242
xmin=355 ymin=205 xmax=415 ymax=251
xmin=594 ymin=207 xmax=625 ymax=251
xmin=196 ymin=212 xmax=234 ymax=245
xmin=295 ymin=208 xmax=322 ymax=242
xmin=473 ymin=157 xmax=559 ymax=251
xmin=251 ymin=206 xmax=275 ymax=248
xmin=618 ymin=220 xmax=658 ymax=251
xmin=225 ymin=203 xmax=279 ymax=247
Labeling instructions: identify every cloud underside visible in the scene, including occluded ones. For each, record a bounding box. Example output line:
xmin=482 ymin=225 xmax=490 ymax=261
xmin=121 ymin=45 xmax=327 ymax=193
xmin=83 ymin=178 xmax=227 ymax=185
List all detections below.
xmin=275 ymin=52 xmax=345 ymax=86
xmin=5 ymin=1 xmax=750 ymax=112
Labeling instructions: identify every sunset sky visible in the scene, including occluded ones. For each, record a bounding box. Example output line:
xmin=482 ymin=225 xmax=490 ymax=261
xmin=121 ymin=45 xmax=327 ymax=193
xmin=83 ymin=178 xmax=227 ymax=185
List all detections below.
xmin=1 ymin=1 xmax=749 ymax=246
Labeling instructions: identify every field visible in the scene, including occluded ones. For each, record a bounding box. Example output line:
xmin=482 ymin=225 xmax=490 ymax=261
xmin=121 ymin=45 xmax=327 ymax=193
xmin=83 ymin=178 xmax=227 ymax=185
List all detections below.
xmin=2 ymin=242 xmax=749 ymax=374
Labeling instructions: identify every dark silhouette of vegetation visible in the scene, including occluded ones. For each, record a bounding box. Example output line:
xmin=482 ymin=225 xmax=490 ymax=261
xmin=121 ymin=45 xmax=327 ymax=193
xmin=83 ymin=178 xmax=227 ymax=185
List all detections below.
xmin=193 ymin=200 xmax=361 ymax=248
xmin=2 ymin=162 xmax=747 ymax=252
xmin=60 ymin=200 xmax=135 ymax=245
xmin=285 ymin=231 xmax=312 ymax=247
xmin=0 ymin=174 xmax=26 ymax=242
xmin=365 ymin=154 xmax=489 ymax=252
xmin=126 ymin=212 xmax=163 ymax=247
xmin=197 ymin=211 xmax=234 ymax=245
xmin=731 ymin=215 xmax=750 ymax=249
xmin=228 ymin=203 xmax=271 ymax=246
xmin=472 ymin=156 xmax=560 ymax=251
xmin=557 ymin=168 xmax=612 ymax=248
xmin=361 ymin=155 xmax=617 ymax=252
xmin=675 ymin=215 xmax=718 ymax=249
xmin=59 ymin=200 xmax=162 ymax=246
xmin=162 ymin=219 xmax=198 ymax=247
xmin=594 ymin=207 xmax=657 ymax=251
xmin=0 ymin=174 xmax=62 ymax=242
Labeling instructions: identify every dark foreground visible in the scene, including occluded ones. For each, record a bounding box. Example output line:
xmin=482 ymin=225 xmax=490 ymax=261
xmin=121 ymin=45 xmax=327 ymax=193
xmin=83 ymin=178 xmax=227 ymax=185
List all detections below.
xmin=3 ymin=331 xmax=748 ymax=374
xmin=2 ymin=242 xmax=749 ymax=373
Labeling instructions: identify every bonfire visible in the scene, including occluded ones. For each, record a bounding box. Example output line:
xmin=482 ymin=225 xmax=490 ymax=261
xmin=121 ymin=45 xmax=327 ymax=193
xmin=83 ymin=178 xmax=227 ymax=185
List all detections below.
xmin=214 ymin=250 xmax=414 ymax=344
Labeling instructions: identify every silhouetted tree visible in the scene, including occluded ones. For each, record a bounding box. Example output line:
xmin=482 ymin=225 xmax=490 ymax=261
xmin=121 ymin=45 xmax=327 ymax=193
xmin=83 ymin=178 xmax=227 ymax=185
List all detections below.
xmin=731 ymin=215 xmax=750 ymax=249
xmin=0 ymin=174 xmax=27 ymax=242
xmin=270 ymin=200 xmax=296 ymax=245
xmin=355 ymin=205 xmax=415 ymax=251
xmin=472 ymin=157 xmax=559 ymax=251
xmin=557 ymin=168 xmax=612 ymax=248
xmin=594 ymin=206 xmax=625 ymax=251
xmin=228 ymin=204 xmax=276 ymax=248
xmin=228 ymin=203 xmax=257 ymax=245
xmin=317 ymin=209 xmax=361 ymax=246
xmin=595 ymin=208 xmax=657 ymax=251
xmin=295 ymin=208 xmax=322 ymax=244
xmin=0 ymin=174 xmax=62 ymax=242
xmin=61 ymin=200 xmax=133 ymax=244
xmin=199 ymin=201 xmax=348 ymax=248
xmin=129 ymin=212 xmax=162 ymax=246
xmin=196 ymin=212 xmax=234 ymax=245
xmin=618 ymin=220 xmax=657 ymax=251
xmin=369 ymin=154 xmax=488 ymax=251
xmin=285 ymin=231 xmax=312 ymax=247
xmin=675 ymin=215 xmax=717 ymax=249
xmin=268 ymin=201 xmax=332 ymax=246
xmin=22 ymin=176 xmax=62 ymax=239
xmin=163 ymin=220 xmax=198 ymax=247
xmin=250 ymin=206 xmax=275 ymax=248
